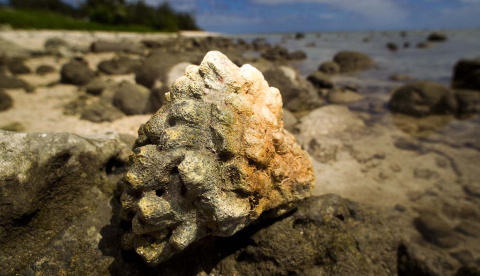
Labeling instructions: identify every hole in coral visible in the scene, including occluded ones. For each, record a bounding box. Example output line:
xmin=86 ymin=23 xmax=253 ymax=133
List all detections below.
xmin=180 ymin=183 xmax=188 ymax=197
xmin=155 ymin=189 xmax=165 ymax=197
xmin=336 ymin=214 xmax=345 ymax=221
xmin=167 ymin=116 xmax=176 ymax=126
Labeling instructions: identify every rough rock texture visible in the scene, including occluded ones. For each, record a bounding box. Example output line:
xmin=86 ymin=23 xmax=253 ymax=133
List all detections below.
xmin=98 ymin=56 xmax=141 ymax=75
xmin=120 ymin=51 xmax=315 ymax=265
xmin=452 ymin=58 xmax=480 ymax=91
xmin=211 ymin=195 xmax=398 ymax=276
xmin=389 ymin=81 xmax=458 ymax=117
xmin=262 ymin=66 xmax=324 ymax=112
xmin=0 ymin=130 xmax=132 ymax=274
xmin=60 ymin=58 xmax=95 ymax=86
xmin=333 ymin=51 xmax=375 ymax=73
xmin=0 ymin=89 xmax=13 ymax=111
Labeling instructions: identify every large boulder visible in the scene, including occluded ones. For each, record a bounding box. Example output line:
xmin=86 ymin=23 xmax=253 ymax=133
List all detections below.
xmin=112 ymin=82 xmax=151 ymax=115
xmin=97 ymin=56 xmax=141 ymax=75
xmin=263 ymin=66 xmax=324 ymax=112
xmin=60 ymin=59 xmax=95 ymax=86
xmin=451 ymin=58 xmax=480 ymax=91
xmin=333 ymin=51 xmax=374 ymax=73
xmin=0 ymin=89 xmax=13 ymax=111
xmin=389 ymin=81 xmax=458 ymax=117
xmin=0 ymin=130 xmax=131 ymax=274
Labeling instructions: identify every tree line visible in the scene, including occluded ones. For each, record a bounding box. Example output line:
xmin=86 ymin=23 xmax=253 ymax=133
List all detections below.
xmin=6 ymin=0 xmax=200 ymax=31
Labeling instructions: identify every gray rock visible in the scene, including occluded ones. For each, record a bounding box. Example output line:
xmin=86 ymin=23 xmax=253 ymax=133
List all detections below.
xmin=0 ymin=89 xmax=13 ymax=111
xmin=327 ymin=88 xmax=365 ymax=104
xmin=35 ymin=65 xmax=56 ymax=75
xmin=98 ymin=56 xmax=141 ymax=75
xmin=0 ymin=71 xmax=34 ymax=92
xmin=0 ymin=130 xmax=131 ymax=274
xmin=452 ymin=58 xmax=480 ymax=91
xmin=307 ymin=71 xmax=334 ymax=89
xmin=212 ymin=195 xmax=398 ymax=275
xmin=318 ymin=61 xmax=340 ymax=75
xmin=60 ymin=59 xmax=95 ymax=86
xmin=80 ymin=100 xmax=125 ymax=122
xmin=428 ymin=32 xmax=447 ymax=42
xmin=91 ymin=40 xmax=142 ymax=53
xmin=113 ymin=82 xmax=150 ymax=115
xmin=455 ymin=90 xmax=480 ymax=115
xmin=386 ymin=42 xmax=399 ymax=52
xmin=333 ymin=51 xmax=374 ymax=73
xmin=414 ymin=212 xmax=460 ymax=248
xmin=416 ymin=42 xmax=433 ymax=49
xmin=282 ymin=108 xmax=297 ymax=132
xmin=85 ymin=78 xmax=108 ymax=96
xmin=263 ymin=66 xmax=324 ymax=112
xmin=389 ymin=81 xmax=458 ymax=117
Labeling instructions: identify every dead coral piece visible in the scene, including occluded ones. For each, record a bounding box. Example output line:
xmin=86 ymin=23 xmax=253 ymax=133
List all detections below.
xmin=120 ymin=51 xmax=315 ymax=266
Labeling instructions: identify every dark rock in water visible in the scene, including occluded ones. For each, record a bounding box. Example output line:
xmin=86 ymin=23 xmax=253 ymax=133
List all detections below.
xmin=289 ymin=50 xmax=307 ymax=59
xmin=413 ymin=212 xmax=460 ymax=248
xmin=400 ymin=31 xmax=408 ymax=37
xmin=261 ymin=46 xmax=306 ymax=61
xmin=333 ymin=51 xmax=374 ymax=73
xmin=263 ymin=66 xmax=324 ymax=112
xmin=112 ymin=82 xmax=150 ymax=115
xmin=404 ymin=42 xmax=410 ymax=48
xmin=307 ymin=71 xmax=334 ymax=89
xmin=327 ymin=87 xmax=365 ymax=104
xmin=98 ymin=56 xmax=141 ymax=75
xmin=80 ymin=100 xmax=125 ymax=122
xmin=60 ymin=58 xmax=95 ymax=86
xmin=452 ymin=58 xmax=480 ymax=91
xmin=0 ymin=89 xmax=13 ymax=111
xmin=386 ymin=42 xmax=399 ymax=52
xmin=397 ymin=242 xmax=457 ymax=275
xmin=91 ymin=40 xmax=142 ymax=53
xmin=0 ymin=70 xmax=34 ymax=92
xmin=427 ymin=32 xmax=447 ymax=42
xmin=305 ymin=42 xmax=316 ymax=47
xmin=455 ymin=90 xmax=480 ymax=115
xmin=318 ymin=61 xmax=341 ymax=75
xmin=0 ymin=130 xmax=131 ymax=274
xmin=389 ymin=81 xmax=458 ymax=117
xmin=85 ymin=78 xmax=108 ymax=95
xmin=390 ymin=74 xmax=413 ymax=82
xmin=35 ymin=64 xmax=55 ymax=75
xmin=416 ymin=42 xmax=432 ymax=49
xmin=295 ymin=32 xmax=305 ymax=39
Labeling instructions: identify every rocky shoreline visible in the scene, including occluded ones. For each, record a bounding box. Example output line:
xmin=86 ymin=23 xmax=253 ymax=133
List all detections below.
xmin=1 ymin=30 xmax=480 ymax=275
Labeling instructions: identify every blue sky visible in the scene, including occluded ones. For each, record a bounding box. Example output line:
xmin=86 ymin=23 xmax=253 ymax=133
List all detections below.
xmin=4 ymin=0 xmax=480 ymax=33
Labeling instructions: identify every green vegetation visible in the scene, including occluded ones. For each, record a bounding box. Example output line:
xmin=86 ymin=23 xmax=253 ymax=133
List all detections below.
xmin=1 ymin=0 xmax=200 ymax=32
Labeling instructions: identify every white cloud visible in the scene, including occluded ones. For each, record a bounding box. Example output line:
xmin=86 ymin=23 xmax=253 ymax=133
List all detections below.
xmin=252 ymin=0 xmax=408 ymax=23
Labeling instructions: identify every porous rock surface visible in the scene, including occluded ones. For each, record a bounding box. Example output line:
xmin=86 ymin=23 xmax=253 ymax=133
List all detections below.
xmin=120 ymin=51 xmax=315 ymax=265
